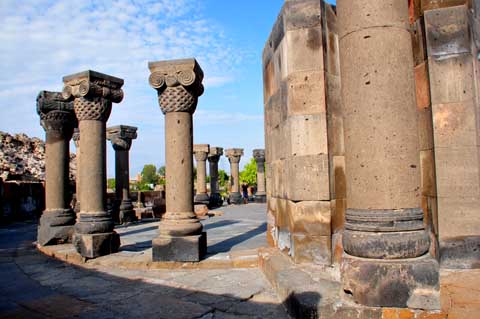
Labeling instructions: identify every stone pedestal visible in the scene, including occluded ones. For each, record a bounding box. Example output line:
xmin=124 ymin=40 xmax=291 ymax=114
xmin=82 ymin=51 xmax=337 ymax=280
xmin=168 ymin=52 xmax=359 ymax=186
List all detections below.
xmin=193 ymin=144 xmax=210 ymax=204
xmin=208 ymin=147 xmax=223 ymax=207
xmin=226 ymin=148 xmax=244 ymax=205
xmin=72 ymin=129 xmax=81 ymax=213
xmin=149 ymin=58 xmax=206 ymax=262
xmin=107 ymin=125 xmax=137 ymax=224
xmin=63 ymin=70 xmax=123 ymax=258
xmin=253 ymin=149 xmax=266 ymax=203
xmin=337 ymin=0 xmax=438 ymax=308
xmin=36 ymin=91 xmax=77 ymax=246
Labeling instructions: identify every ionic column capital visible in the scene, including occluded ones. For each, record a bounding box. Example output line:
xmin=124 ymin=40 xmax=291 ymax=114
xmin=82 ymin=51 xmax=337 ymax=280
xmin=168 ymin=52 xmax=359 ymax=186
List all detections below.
xmin=253 ymin=149 xmax=265 ymax=163
xmin=193 ymin=144 xmax=210 ymax=161
xmin=37 ymin=91 xmax=76 ymax=137
xmin=148 ymin=58 xmax=204 ymax=114
xmin=107 ymin=125 xmax=138 ymax=151
xmin=225 ymin=148 xmax=244 ymax=164
xmin=208 ymin=147 xmax=224 ymax=163
xmin=63 ymin=70 xmax=124 ymax=122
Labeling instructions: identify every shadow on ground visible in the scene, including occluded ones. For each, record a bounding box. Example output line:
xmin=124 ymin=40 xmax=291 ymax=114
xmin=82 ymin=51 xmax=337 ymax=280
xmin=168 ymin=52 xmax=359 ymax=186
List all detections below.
xmin=0 ymin=222 xmax=305 ymax=319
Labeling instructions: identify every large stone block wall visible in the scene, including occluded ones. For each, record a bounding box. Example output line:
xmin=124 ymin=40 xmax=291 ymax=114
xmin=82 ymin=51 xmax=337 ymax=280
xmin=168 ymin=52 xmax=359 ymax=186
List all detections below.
xmin=263 ymin=0 xmax=340 ymax=265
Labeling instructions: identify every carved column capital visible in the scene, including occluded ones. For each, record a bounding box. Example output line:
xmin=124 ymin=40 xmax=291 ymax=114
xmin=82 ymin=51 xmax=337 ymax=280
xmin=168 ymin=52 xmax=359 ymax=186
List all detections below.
xmin=208 ymin=147 xmax=224 ymax=163
xmin=37 ymin=91 xmax=76 ymax=137
xmin=63 ymin=70 xmax=124 ymax=122
xmin=225 ymin=148 xmax=244 ymax=164
xmin=193 ymin=144 xmax=210 ymax=161
xmin=148 ymin=58 xmax=204 ymax=114
xmin=107 ymin=125 xmax=138 ymax=151
xmin=253 ymin=149 xmax=265 ymax=163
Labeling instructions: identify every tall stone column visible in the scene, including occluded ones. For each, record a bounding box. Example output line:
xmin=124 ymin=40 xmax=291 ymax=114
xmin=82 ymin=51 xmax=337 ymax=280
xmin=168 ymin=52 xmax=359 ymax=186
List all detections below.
xmin=148 ymin=58 xmax=206 ymax=262
xmin=36 ymin=91 xmax=77 ymax=246
xmin=107 ymin=125 xmax=138 ymax=224
xmin=337 ymin=0 xmax=438 ymax=308
xmin=225 ymin=149 xmax=244 ymax=205
xmin=253 ymin=149 xmax=266 ymax=203
xmin=72 ymin=128 xmax=80 ymax=213
xmin=208 ymin=147 xmax=223 ymax=207
xmin=63 ymin=70 xmax=123 ymax=258
xmin=193 ymin=144 xmax=210 ymax=204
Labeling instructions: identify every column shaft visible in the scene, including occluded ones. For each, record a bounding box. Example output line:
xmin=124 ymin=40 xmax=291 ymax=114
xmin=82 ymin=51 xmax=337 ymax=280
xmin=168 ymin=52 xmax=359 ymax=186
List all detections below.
xmin=209 ymin=160 xmax=219 ymax=194
xmin=197 ymin=159 xmax=207 ymax=194
xmin=45 ymin=132 xmax=70 ymax=209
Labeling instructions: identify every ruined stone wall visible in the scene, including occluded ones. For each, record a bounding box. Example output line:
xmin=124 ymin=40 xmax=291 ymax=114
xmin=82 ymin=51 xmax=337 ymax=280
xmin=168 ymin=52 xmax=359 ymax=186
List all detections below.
xmin=263 ymin=0 xmax=341 ymax=265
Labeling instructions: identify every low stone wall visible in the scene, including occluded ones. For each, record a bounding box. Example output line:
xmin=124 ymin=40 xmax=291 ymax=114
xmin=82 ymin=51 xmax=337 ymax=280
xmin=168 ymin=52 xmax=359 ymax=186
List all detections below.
xmin=0 ymin=179 xmax=45 ymax=223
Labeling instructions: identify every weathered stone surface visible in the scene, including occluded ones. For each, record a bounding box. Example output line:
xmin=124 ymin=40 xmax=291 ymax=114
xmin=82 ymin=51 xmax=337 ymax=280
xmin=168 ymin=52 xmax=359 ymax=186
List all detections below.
xmin=287 ymin=154 xmax=330 ymax=201
xmin=286 ymin=27 xmax=324 ymax=74
xmin=194 ymin=144 xmax=210 ymax=204
xmin=73 ymin=232 xmax=120 ymax=259
xmin=288 ymin=201 xmax=331 ymax=236
xmin=342 ymin=254 xmax=440 ymax=309
xmin=253 ymin=149 xmax=267 ymax=203
xmin=289 ymin=114 xmax=328 ymax=157
xmin=292 ymin=234 xmax=331 ymax=264
xmin=208 ymin=146 xmax=223 ymax=208
xmin=287 ymin=71 xmax=326 ymax=116
xmin=152 ymin=233 xmax=207 ymax=262
xmin=226 ymin=148 xmax=244 ymax=205
xmin=415 ymin=62 xmax=431 ymax=110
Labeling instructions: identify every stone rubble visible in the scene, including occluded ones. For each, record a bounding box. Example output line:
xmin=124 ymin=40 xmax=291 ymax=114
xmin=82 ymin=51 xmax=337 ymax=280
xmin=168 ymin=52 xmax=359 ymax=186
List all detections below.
xmin=0 ymin=130 xmax=76 ymax=182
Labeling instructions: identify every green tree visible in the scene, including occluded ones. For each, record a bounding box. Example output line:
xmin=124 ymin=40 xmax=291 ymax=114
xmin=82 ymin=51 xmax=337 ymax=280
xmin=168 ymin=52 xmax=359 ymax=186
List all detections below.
xmin=107 ymin=178 xmax=115 ymax=190
xmin=218 ymin=169 xmax=229 ymax=188
xmin=157 ymin=165 xmax=166 ymax=177
xmin=240 ymin=158 xmax=257 ymax=187
xmin=141 ymin=164 xmax=159 ymax=185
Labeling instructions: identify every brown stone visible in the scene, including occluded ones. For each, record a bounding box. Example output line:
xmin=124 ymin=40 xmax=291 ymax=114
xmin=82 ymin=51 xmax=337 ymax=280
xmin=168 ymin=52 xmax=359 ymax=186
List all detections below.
xmin=287 ymin=154 xmax=330 ymax=201
xmin=286 ymin=26 xmax=324 ymax=74
xmin=287 ymin=71 xmax=326 ymax=116
xmin=288 ymin=201 xmax=331 ymax=236
xmin=193 ymin=144 xmax=210 ymax=204
xmin=292 ymin=234 xmax=331 ymax=265
xmin=415 ymin=62 xmax=431 ymax=110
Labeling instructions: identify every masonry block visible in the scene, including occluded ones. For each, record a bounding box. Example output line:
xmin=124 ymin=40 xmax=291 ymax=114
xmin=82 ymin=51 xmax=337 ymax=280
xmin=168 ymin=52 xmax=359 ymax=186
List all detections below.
xmin=292 ymin=233 xmax=331 ymax=265
xmin=288 ymin=201 xmax=331 ymax=236
xmin=284 ymin=0 xmax=322 ymax=31
xmin=418 ymin=107 xmax=434 ymax=151
xmin=432 ymin=101 xmax=477 ymax=147
xmin=420 ymin=150 xmax=437 ymax=197
xmin=289 ymin=114 xmax=328 ymax=157
xmin=286 ymin=27 xmax=324 ymax=74
xmin=438 ymin=196 xmax=480 ymax=240
xmin=415 ymin=62 xmax=431 ymax=109
xmin=287 ymin=154 xmax=330 ymax=201
xmin=422 ymin=0 xmax=471 ymax=15
xmin=287 ymin=71 xmax=326 ymax=116
xmin=412 ymin=18 xmax=428 ymax=66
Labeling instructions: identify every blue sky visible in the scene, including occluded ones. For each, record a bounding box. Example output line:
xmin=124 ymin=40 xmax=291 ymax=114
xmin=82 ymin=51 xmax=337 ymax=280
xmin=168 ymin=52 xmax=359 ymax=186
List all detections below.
xmin=0 ymin=0 xmax=335 ymax=177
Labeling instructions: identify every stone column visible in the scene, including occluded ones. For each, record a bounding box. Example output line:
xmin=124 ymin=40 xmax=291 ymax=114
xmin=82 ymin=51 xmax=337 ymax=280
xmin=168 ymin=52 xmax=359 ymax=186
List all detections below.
xmin=148 ymin=58 xmax=206 ymax=262
xmin=208 ymin=147 xmax=223 ymax=207
xmin=337 ymin=0 xmax=438 ymax=308
xmin=253 ymin=149 xmax=266 ymax=203
xmin=63 ymin=70 xmax=123 ymax=258
xmin=36 ymin=91 xmax=77 ymax=246
xmin=193 ymin=144 xmax=210 ymax=204
xmin=107 ymin=125 xmax=138 ymax=224
xmin=72 ymin=128 xmax=80 ymax=213
xmin=225 ymin=148 xmax=244 ymax=205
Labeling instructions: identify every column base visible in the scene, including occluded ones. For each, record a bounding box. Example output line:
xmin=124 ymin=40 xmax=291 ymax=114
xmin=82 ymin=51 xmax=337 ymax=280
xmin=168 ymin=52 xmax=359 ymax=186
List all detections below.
xmin=229 ymin=192 xmax=243 ymax=205
xmin=254 ymin=194 xmax=267 ymax=203
xmin=73 ymin=232 xmax=120 ymax=259
xmin=208 ymin=193 xmax=223 ymax=208
xmin=119 ymin=200 xmax=137 ymax=224
xmin=37 ymin=209 xmax=76 ymax=246
xmin=194 ymin=193 xmax=210 ymax=205
xmin=152 ymin=232 xmax=207 ymax=262
xmin=341 ymin=253 xmax=440 ymax=309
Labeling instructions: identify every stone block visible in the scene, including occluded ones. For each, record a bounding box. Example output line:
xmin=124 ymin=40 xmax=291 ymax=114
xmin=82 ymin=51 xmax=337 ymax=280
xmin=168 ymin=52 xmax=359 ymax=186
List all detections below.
xmin=283 ymin=0 xmax=322 ymax=31
xmin=273 ymin=38 xmax=288 ymax=81
xmin=263 ymin=12 xmax=284 ymax=62
xmin=416 ymin=62 xmax=431 ymax=109
xmin=326 ymin=74 xmax=343 ymax=156
xmin=289 ymin=114 xmax=328 ymax=157
xmin=271 ymin=160 xmax=288 ymax=199
xmin=333 ymin=155 xmax=346 ymax=199
xmin=434 ymin=146 xmax=480 ymax=198
xmin=424 ymin=5 xmax=470 ymax=58
xmin=432 ymin=101 xmax=477 ymax=147
xmin=291 ymin=233 xmax=331 ymax=265
xmin=332 ymin=198 xmax=346 ymax=234
xmin=288 ymin=201 xmax=331 ymax=236
xmin=287 ymin=71 xmax=326 ymax=116
xmin=412 ymin=19 xmax=428 ymax=66
xmin=37 ymin=225 xmax=73 ymax=246
xmin=72 ymin=232 xmax=120 ymax=259
xmin=437 ymin=196 xmax=480 ymax=240
xmin=418 ymin=107 xmax=434 ymax=151
xmin=263 ymin=59 xmax=276 ymax=104
xmin=287 ymin=154 xmax=330 ymax=201
xmin=324 ymin=5 xmax=340 ymax=76
xmin=152 ymin=232 xmax=207 ymax=262
xmin=421 ymin=150 xmax=437 ymax=197
xmin=274 ymin=197 xmax=293 ymax=229
xmin=422 ymin=0 xmax=470 ymax=16
xmin=428 ymin=55 xmax=474 ymax=104
xmin=410 ymin=0 xmax=423 ymax=24
xmin=440 ymin=236 xmax=480 ymax=268
xmin=286 ymin=26 xmax=324 ymax=74
xmin=341 ymin=254 xmax=439 ymax=309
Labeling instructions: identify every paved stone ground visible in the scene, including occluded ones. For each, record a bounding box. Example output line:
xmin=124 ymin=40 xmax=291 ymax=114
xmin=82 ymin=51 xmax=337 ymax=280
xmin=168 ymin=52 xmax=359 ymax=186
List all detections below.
xmin=0 ymin=204 xmax=290 ymax=319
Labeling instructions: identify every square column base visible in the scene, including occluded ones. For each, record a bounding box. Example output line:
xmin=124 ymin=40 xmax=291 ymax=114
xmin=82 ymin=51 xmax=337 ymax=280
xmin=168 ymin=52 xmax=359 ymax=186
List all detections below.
xmin=37 ymin=225 xmax=74 ymax=246
xmin=341 ymin=253 xmax=440 ymax=309
xmin=73 ymin=232 xmax=120 ymax=259
xmin=254 ymin=194 xmax=267 ymax=203
xmin=152 ymin=232 xmax=207 ymax=262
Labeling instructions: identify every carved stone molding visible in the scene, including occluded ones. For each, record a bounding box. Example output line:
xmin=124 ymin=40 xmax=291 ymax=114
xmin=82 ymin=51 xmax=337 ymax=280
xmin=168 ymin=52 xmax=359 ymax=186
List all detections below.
xmin=37 ymin=91 xmax=76 ymax=137
xmin=225 ymin=148 xmax=244 ymax=164
xmin=193 ymin=144 xmax=210 ymax=161
xmin=253 ymin=149 xmax=265 ymax=162
xmin=107 ymin=125 xmax=138 ymax=151
xmin=148 ymin=58 xmax=204 ymax=114
xmin=208 ymin=147 xmax=224 ymax=163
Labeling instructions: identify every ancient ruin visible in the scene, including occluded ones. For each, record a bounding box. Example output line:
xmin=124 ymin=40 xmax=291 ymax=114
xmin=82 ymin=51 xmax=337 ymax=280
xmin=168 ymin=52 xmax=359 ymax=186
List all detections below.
xmin=193 ymin=144 xmax=210 ymax=205
xmin=63 ymin=70 xmax=124 ymax=258
xmin=36 ymin=91 xmax=77 ymax=246
xmin=107 ymin=125 xmax=138 ymax=224
xmin=253 ymin=149 xmax=266 ymax=203
xmin=207 ymin=146 xmax=224 ymax=207
xmin=148 ymin=58 xmax=207 ymax=262
xmin=225 ymin=148 xmax=244 ymax=205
